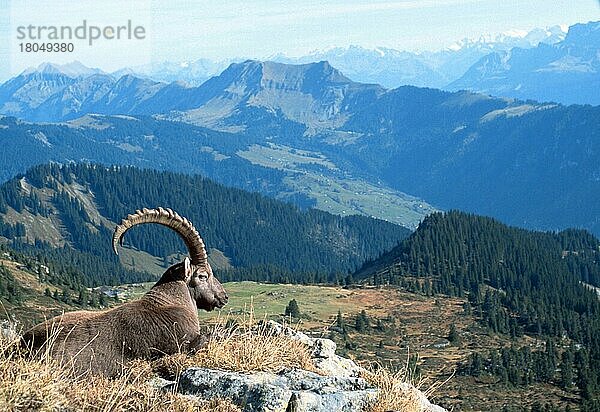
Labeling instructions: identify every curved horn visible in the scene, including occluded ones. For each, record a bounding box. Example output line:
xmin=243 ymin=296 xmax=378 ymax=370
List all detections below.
xmin=112 ymin=207 xmax=208 ymax=267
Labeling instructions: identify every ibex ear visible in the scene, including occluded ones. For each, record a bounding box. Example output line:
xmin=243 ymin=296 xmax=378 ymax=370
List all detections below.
xmin=183 ymin=257 xmax=193 ymax=283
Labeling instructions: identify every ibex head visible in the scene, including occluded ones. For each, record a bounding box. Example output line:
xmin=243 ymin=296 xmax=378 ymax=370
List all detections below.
xmin=112 ymin=207 xmax=228 ymax=311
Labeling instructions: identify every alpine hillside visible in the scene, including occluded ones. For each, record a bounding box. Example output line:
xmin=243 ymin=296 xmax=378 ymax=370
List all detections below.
xmin=356 ymin=210 xmax=600 ymax=410
xmin=0 ymin=163 xmax=409 ymax=284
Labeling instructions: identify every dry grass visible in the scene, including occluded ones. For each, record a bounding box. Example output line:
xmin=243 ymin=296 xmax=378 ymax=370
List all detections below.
xmin=0 ymin=321 xmax=239 ymax=412
xmin=363 ymin=366 xmax=423 ymax=412
xmin=0 ymin=310 xmax=314 ymax=412
xmin=361 ymin=350 xmax=442 ymax=412
xmin=155 ymin=309 xmax=315 ymax=379
xmin=193 ymin=311 xmax=314 ymax=373
xmin=0 ymin=308 xmax=434 ymax=412
xmin=0 ymin=351 xmax=240 ymax=412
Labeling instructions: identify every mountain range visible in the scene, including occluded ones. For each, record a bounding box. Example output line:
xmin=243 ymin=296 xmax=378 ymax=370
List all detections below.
xmin=122 ymin=24 xmax=567 ymax=90
xmin=0 ymin=22 xmax=595 ymax=126
xmin=137 ymin=21 xmax=595 ymax=105
xmin=1 ymin=19 xmax=599 ymax=412
xmin=272 ymin=25 xmax=567 ymax=89
xmin=0 ymin=59 xmax=383 ymax=128
xmin=0 ymin=56 xmax=599 ymax=236
xmin=0 ymin=21 xmax=598 ymax=236
xmin=1 ymin=23 xmax=577 ymax=105
xmin=448 ymin=21 xmax=600 ymax=105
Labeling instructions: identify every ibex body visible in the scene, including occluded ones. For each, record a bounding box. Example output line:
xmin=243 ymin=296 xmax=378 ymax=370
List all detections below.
xmin=22 ymin=208 xmax=228 ymax=377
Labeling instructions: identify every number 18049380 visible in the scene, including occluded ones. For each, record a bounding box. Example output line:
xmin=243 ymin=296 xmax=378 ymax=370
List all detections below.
xmin=19 ymin=43 xmax=74 ymax=52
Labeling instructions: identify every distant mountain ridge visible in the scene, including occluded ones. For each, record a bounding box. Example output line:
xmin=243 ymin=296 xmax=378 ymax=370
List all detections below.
xmin=1 ymin=23 xmax=573 ymax=113
xmin=1 ymin=22 xmax=592 ymax=125
xmin=273 ymin=25 xmax=566 ymax=89
xmin=448 ymin=21 xmax=600 ymax=105
xmin=108 ymin=24 xmax=567 ymax=89
xmin=0 ymin=60 xmax=383 ymax=131
xmin=166 ymin=60 xmax=385 ymax=132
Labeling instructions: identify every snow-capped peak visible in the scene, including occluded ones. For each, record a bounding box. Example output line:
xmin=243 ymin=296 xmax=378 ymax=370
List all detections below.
xmin=373 ymin=47 xmax=386 ymax=57
xmin=444 ymin=25 xmax=567 ymax=52
xmin=22 ymin=61 xmax=105 ymax=78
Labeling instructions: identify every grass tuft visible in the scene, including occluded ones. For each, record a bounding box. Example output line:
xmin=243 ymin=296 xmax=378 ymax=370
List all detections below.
xmin=156 ymin=308 xmax=315 ymax=378
xmin=193 ymin=311 xmax=314 ymax=373
xmin=363 ymin=365 xmax=423 ymax=412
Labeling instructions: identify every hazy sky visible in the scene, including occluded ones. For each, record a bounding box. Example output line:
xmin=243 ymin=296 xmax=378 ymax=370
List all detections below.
xmin=0 ymin=0 xmax=599 ymax=79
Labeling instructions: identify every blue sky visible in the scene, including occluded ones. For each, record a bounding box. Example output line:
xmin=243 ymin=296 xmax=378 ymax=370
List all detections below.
xmin=0 ymin=0 xmax=599 ymax=79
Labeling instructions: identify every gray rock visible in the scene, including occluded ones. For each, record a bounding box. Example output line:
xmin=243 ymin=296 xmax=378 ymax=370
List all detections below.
xmin=178 ymin=367 xmax=377 ymax=412
xmin=179 ymin=368 xmax=292 ymax=412
xmin=396 ymin=382 xmax=447 ymax=412
xmin=173 ymin=322 xmax=447 ymax=412
xmin=310 ymin=339 xmax=364 ymax=378
xmin=311 ymin=338 xmax=337 ymax=358
xmin=312 ymin=355 xmax=363 ymax=379
xmin=258 ymin=320 xmax=313 ymax=346
xmin=258 ymin=321 xmax=365 ymax=378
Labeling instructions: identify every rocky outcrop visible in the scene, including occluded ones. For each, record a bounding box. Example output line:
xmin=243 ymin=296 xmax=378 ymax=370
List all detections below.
xmin=258 ymin=320 xmax=365 ymax=378
xmin=154 ymin=321 xmax=446 ymax=412
xmin=178 ymin=367 xmax=377 ymax=412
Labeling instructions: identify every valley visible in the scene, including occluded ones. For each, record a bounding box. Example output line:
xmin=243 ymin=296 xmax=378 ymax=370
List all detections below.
xmin=0 ymin=115 xmax=436 ymax=229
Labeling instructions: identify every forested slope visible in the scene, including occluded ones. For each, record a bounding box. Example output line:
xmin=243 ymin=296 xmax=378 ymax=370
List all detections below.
xmin=0 ymin=163 xmax=409 ymax=286
xmin=357 ymin=211 xmax=600 ymax=407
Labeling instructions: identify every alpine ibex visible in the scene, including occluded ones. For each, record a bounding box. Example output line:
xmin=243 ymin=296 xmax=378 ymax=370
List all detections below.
xmin=22 ymin=207 xmax=228 ymax=377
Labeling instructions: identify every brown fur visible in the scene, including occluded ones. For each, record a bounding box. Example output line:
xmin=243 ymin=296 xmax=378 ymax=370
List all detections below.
xmin=22 ymin=258 xmax=227 ymax=377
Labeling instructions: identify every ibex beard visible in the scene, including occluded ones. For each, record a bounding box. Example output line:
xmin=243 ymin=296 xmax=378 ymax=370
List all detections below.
xmin=21 ymin=207 xmax=228 ymax=377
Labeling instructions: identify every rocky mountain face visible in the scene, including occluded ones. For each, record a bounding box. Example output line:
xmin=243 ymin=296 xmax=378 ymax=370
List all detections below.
xmin=165 ymin=60 xmax=385 ymax=133
xmin=0 ymin=60 xmax=383 ymax=132
xmin=448 ymin=21 xmax=600 ymax=105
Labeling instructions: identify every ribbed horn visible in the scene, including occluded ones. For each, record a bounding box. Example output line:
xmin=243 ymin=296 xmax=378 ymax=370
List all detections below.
xmin=112 ymin=207 xmax=208 ymax=267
